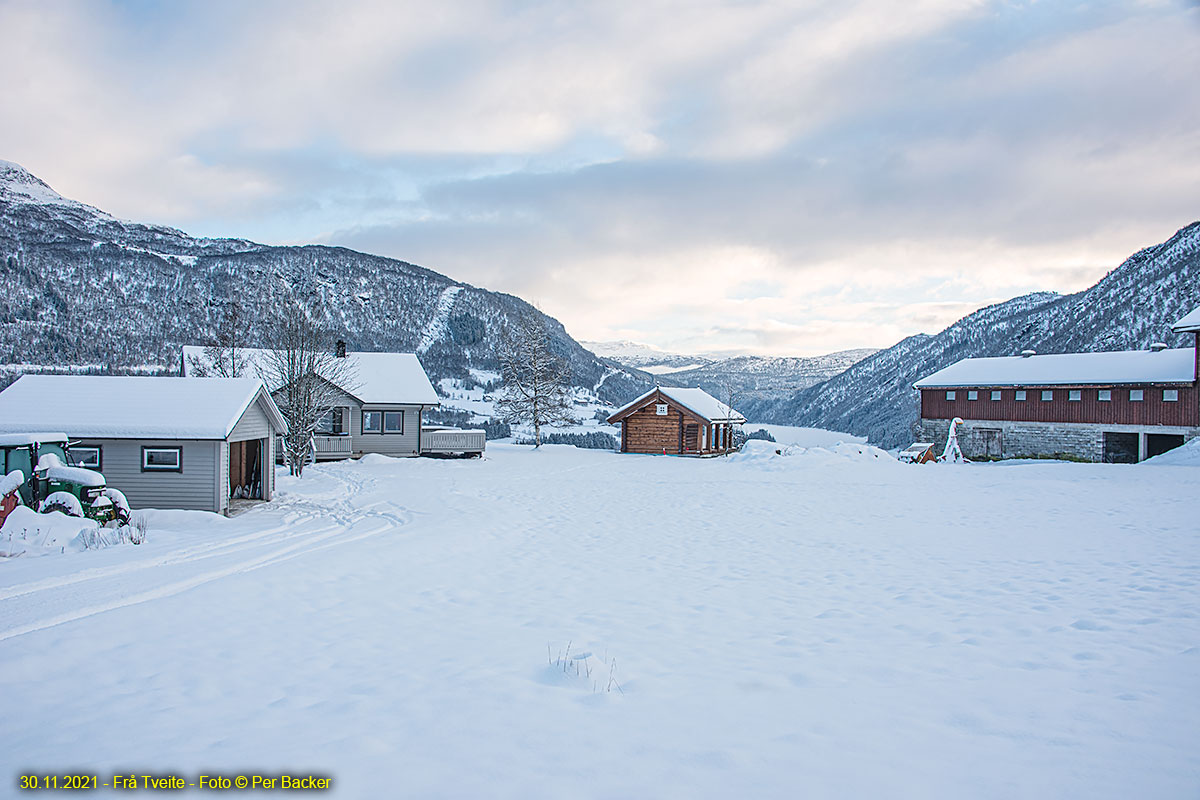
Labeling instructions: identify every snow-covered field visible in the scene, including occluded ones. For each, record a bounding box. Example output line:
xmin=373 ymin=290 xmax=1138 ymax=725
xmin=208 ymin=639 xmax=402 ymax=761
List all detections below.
xmin=2 ymin=442 xmax=1198 ymax=798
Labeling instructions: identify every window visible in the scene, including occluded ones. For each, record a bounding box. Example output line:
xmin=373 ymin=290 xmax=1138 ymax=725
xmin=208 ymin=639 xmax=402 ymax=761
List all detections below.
xmin=363 ymin=411 xmax=382 ymax=433
xmin=945 ymin=391 xmax=956 ymax=401
xmin=316 ymin=407 xmax=346 ymax=435
xmin=991 ymin=390 xmax=1001 ymax=401
xmin=69 ymin=446 xmax=101 ymax=469
xmin=1098 ymin=389 xmax=1111 ymax=402
xmin=1130 ymin=389 xmax=1144 ymax=402
xmin=655 ymin=403 xmax=669 ymax=416
xmin=967 ymin=390 xmax=978 ymax=401
xmin=1163 ymin=389 xmax=1178 ymax=402
xmin=1068 ymin=390 xmax=1081 ymax=402
xmin=1041 ymin=390 xmax=1053 ymax=401
xmin=1015 ymin=390 xmax=1026 ymax=401
xmin=142 ymin=446 xmax=182 ymax=472
xmin=384 ymin=411 xmax=404 ymax=433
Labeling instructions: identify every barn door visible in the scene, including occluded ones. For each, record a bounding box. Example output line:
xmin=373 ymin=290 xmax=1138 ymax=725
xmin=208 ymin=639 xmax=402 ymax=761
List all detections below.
xmin=979 ymin=428 xmax=1002 ymax=459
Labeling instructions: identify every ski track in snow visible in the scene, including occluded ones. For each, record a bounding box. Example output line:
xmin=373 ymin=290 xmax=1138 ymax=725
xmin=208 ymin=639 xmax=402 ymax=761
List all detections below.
xmin=416 ymin=285 xmax=463 ymax=354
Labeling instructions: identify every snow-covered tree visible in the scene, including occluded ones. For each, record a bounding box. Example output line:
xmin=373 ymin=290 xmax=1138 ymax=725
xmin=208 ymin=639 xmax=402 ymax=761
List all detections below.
xmin=494 ymin=311 xmax=577 ymax=447
xmin=260 ymin=300 xmax=357 ymax=476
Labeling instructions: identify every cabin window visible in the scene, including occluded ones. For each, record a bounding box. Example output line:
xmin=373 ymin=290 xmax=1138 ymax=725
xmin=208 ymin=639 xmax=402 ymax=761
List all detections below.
xmin=1130 ymin=389 xmax=1144 ymax=402
xmin=384 ymin=411 xmax=404 ymax=433
xmin=967 ymin=390 xmax=978 ymax=401
xmin=1015 ymin=390 xmax=1026 ymax=401
xmin=655 ymin=403 xmax=669 ymax=416
xmin=1098 ymin=389 xmax=1111 ymax=401
xmin=1041 ymin=390 xmax=1053 ymax=402
xmin=1068 ymin=390 xmax=1081 ymax=402
xmin=363 ymin=411 xmax=382 ymax=433
xmin=69 ymin=446 xmax=101 ymax=469
xmin=142 ymin=446 xmax=182 ymax=472
xmin=1163 ymin=389 xmax=1178 ymax=402
xmin=945 ymin=391 xmax=956 ymax=401
xmin=316 ymin=407 xmax=347 ymax=435
xmin=991 ymin=390 xmax=1001 ymax=401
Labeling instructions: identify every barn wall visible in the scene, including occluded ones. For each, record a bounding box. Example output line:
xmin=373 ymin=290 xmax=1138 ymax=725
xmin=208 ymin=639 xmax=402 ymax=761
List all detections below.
xmin=917 ymin=418 xmax=1200 ymax=462
xmin=920 ymin=385 xmax=1198 ymax=427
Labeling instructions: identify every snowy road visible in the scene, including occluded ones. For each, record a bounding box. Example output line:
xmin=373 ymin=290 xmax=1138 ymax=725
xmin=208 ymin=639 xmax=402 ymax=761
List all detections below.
xmin=2 ymin=443 xmax=1198 ymax=798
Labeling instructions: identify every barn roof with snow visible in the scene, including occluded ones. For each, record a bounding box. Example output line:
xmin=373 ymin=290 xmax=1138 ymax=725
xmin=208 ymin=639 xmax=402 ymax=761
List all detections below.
xmin=1173 ymin=305 xmax=1200 ymax=333
xmin=181 ymin=346 xmax=440 ymax=406
xmin=913 ymin=348 xmax=1196 ymax=389
xmin=609 ymin=386 xmax=746 ymax=424
xmin=0 ymin=375 xmax=287 ymax=439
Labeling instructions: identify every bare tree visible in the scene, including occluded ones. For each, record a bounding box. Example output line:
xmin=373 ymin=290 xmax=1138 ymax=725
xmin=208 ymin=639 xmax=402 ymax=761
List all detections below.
xmin=259 ymin=301 xmax=357 ymax=476
xmin=187 ymin=300 xmax=251 ymax=377
xmin=713 ymin=375 xmax=745 ymax=455
xmin=494 ymin=311 xmax=577 ymax=447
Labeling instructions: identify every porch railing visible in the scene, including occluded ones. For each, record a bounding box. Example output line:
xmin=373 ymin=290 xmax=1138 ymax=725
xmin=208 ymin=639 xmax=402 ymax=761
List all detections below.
xmin=420 ymin=426 xmax=486 ymax=456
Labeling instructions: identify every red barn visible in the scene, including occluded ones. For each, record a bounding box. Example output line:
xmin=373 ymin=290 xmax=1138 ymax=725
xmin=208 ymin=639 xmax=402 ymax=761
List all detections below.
xmin=912 ymin=306 xmax=1200 ymax=462
xmin=607 ymin=386 xmax=745 ymax=455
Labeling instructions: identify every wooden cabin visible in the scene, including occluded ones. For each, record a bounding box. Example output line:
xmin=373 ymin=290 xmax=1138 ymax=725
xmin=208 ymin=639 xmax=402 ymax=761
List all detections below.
xmin=911 ymin=306 xmax=1200 ymax=462
xmin=607 ymin=386 xmax=746 ymax=455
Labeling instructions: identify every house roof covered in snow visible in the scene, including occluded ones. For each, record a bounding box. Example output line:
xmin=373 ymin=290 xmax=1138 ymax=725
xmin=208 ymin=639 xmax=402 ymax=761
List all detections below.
xmin=913 ymin=348 xmax=1196 ymax=389
xmin=1172 ymin=305 xmax=1200 ymax=333
xmin=0 ymin=376 xmax=288 ymax=439
xmin=608 ymin=386 xmax=746 ymax=424
xmin=181 ymin=346 xmax=440 ymax=406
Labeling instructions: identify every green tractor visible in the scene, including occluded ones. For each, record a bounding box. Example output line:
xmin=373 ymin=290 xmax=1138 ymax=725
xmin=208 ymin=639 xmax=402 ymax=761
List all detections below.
xmin=0 ymin=433 xmax=130 ymax=526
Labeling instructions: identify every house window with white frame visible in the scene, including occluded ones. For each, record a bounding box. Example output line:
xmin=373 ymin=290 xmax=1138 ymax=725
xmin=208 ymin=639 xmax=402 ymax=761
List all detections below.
xmin=384 ymin=411 xmax=404 ymax=433
xmin=945 ymin=391 xmax=956 ymax=401
xmin=1068 ymin=390 xmax=1081 ymax=401
xmin=1015 ymin=390 xmax=1026 ymax=401
xmin=1130 ymin=389 xmax=1144 ymax=402
xmin=1098 ymin=389 xmax=1111 ymax=401
xmin=967 ymin=390 xmax=978 ymax=400
xmin=1163 ymin=389 xmax=1178 ymax=402
xmin=69 ymin=445 xmax=101 ymax=469
xmin=363 ymin=411 xmax=382 ymax=433
xmin=142 ymin=446 xmax=182 ymax=472
xmin=991 ymin=390 xmax=1001 ymax=401
xmin=1041 ymin=390 xmax=1054 ymax=401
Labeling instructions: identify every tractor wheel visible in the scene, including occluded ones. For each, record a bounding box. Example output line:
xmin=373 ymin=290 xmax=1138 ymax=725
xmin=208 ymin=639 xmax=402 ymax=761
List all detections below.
xmin=41 ymin=496 xmax=83 ymax=517
xmin=103 ymin=488 xmax=131 ymax=525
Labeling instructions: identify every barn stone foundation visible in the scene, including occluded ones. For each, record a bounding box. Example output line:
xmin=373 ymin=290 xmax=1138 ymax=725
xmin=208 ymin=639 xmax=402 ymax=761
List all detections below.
xmin=917 ymin=418 xmax=1199 ymax=463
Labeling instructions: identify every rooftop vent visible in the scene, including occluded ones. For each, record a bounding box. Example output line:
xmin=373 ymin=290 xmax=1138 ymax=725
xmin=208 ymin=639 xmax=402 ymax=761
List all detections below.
xmin=1149 ymin=342 xmax=1168 ymax=352
xmin=1020 ymin=349 xmax=1036 ymax=358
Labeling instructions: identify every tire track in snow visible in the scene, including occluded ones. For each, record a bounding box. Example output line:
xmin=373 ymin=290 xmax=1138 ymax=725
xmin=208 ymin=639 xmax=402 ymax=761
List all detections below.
xmin=416 ymin=285 xmax=463 ymax=354
xmin=0 ymin=468 xmax=412 ymax=642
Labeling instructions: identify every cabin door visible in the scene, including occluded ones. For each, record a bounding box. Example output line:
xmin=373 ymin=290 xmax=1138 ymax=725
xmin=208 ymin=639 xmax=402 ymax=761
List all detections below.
xmin=683 ymin=424 xmax=699 ymax=452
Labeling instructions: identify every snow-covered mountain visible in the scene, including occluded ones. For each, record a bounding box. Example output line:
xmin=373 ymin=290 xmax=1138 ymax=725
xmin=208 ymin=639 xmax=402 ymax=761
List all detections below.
xmin=0 ymin=160 xmax=651 ymax=404
xmin=743 ymin=222 xmax=1200 ymax=447
xmin=584 ymin=340 xmax=878 ymax=399
xmin=580 ymin=340 xmax=714 ymax=373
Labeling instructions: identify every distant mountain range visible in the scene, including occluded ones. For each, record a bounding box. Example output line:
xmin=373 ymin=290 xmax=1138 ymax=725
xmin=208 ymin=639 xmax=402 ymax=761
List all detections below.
xmin=583 ymin=341 xmax=879 ymax=401
xmin=742 ymin=222 xmax=1200 ymax=447
xmin=0 ymin=159 xmax=649 ymax=404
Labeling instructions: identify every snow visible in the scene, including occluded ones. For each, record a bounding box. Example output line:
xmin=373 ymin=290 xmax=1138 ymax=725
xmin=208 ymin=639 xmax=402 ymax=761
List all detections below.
xmin=416 ymin=285 xmax=464 ymax=354
xmin=641 ymin=362 xmax=707 ymax=374
xmin=742 ymin=423 xmax=866 ymax=448
xmin=0 ymin=432 xmax=69 ymax=447
xmin=0 ymin=376 xmax=284 ymax=439
xmin=36 ymin=453 xmax=105 ymax=487
xmin=2 ymin=443 xmax=1197 ymax=797
xmin=914 ymin=348 xmax=1195 ymax=388
xmin=1142 ymin=435 xmax=1200 ymax=465
xmin=0 ymin=470 xmax=25 ymax=497
xmin=610 ymin=385 xmax=746 ymax=423
xmin=1172 ymin=304 xmax=1200 ymax=332
xmin=181 ymin=346 xmax=440 ymax=406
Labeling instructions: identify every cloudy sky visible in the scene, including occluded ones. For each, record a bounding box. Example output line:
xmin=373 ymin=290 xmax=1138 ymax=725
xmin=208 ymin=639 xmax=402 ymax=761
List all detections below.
xmin=3 ymin=0 xmax=1198 ymax=356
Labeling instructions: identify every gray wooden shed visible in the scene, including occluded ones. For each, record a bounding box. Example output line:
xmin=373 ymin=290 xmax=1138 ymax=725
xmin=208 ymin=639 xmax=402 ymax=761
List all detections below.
xmin=0 ymin=375 xmax=287 ymax=514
